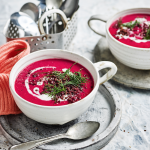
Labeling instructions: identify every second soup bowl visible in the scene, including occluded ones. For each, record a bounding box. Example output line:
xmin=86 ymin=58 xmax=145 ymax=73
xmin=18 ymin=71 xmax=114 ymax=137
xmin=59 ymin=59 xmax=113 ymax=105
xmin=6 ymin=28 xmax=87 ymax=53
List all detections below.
xmin=88 ymin=8 xmax=150 ymax=70
xmin=9 ymin=49 xmax=117 ymax=124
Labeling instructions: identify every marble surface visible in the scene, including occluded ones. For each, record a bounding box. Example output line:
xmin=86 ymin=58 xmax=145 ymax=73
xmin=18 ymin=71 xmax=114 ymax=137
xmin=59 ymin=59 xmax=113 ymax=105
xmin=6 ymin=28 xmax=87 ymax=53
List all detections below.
xmin=1 ymin=0 xmax=150 ymax=149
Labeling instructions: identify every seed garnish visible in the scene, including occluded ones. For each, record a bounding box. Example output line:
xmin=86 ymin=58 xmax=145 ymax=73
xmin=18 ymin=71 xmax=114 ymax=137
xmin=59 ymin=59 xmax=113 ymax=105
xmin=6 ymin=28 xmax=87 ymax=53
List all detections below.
xmin=37 ymin=63 xmax=88 ymax=103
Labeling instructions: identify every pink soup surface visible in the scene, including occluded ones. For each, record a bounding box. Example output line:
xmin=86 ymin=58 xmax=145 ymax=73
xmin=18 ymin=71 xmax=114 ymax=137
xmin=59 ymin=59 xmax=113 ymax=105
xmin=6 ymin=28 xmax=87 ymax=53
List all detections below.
xmin=15 ymin=59 xmax=94 ymax=106
xmin=109 ymin=14 xmax=150 ymax=48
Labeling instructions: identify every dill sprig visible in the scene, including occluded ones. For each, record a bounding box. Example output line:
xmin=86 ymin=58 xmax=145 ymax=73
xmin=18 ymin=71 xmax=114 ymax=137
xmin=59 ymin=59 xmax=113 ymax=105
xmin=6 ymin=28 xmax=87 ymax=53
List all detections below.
xmin=144 ymin=27 xmax=150 ymax=40
xmin=122 ymin=20 xmax=140 ymax=29
xmin=46 ymin=84 xmax=66 ymax=98
xmin=64 ymin=71 xmax=87 ymax=87
xmin=116 ymin=18 xmax=122 ymax=28
xmin=42 ymin=63 xmax=88 ymax=102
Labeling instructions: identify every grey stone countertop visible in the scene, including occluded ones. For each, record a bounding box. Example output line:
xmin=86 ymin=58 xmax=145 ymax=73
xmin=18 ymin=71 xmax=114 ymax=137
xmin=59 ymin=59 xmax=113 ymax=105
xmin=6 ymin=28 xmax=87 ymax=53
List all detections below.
xmin=1 ymin=0 xmax=150 ymax=149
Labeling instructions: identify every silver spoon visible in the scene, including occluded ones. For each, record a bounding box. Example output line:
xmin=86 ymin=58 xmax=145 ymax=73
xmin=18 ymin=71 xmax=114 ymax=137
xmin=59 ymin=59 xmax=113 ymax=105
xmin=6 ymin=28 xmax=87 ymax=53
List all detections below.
xmin=10 ymin=12 xmax=40 ymax=36
xmin=46 ymin=0 xmax=62 ymax=33
xmin=48 ymin=0 xmax=79 ymax=33
xmin=38 ymin=3 xmax=46 ymax=18
xmin=9 ymin=121 xmax=100 ymax=150
xmin=46 ymin=0 xmax=62 ymax=9
xmin=38 ymin=3 xmax=50 ymax=34
xmin=20 ymin=2 xmax=39 ymax=22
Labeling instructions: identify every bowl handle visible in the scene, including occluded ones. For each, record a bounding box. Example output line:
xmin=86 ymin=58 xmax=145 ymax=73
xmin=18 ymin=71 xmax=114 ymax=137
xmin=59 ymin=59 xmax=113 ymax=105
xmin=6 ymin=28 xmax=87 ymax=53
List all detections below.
xmin=94 ymin=61 xmax=117 ymax=85
xmin=38 ymin=9 xmax=68 ymax=35
xmin=88 ymin=15 xmax=107 ymax=37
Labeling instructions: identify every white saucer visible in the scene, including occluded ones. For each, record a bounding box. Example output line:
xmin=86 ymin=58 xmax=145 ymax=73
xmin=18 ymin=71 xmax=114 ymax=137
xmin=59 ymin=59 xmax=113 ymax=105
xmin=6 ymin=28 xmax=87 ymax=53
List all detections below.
xmin=94 ymin=38 xmax=150 ymax=90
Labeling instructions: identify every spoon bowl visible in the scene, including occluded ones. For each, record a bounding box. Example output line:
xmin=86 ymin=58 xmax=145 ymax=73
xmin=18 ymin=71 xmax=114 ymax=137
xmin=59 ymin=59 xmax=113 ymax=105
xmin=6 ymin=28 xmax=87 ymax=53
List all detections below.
xmin=20 ymin=2 xmax=39 ymax=22
xmin=67 ymin=121 xmax=100 ymax=140
xmin=46 ymin=0 xmax=62 ymax=9
xmin=10 ymin=12 xmax=40 ymax=36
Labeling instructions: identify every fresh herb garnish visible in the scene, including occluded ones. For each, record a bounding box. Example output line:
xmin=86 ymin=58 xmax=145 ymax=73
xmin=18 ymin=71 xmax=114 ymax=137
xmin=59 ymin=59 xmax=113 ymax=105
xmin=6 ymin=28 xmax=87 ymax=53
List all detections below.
xmin=46 ymin=84 xmax=66 ymax=100
xmin=116 ymin=18 xmax=122 ymax=28
xmin=122 ymin=20 xmax=140 ymax=29
xmin=41 ymin=63 xmax=88 ymax=102
xmin=64 ymin=71 xmax=87 ymax=87
xmin=144 ymin=27 xmax=150 ymax=40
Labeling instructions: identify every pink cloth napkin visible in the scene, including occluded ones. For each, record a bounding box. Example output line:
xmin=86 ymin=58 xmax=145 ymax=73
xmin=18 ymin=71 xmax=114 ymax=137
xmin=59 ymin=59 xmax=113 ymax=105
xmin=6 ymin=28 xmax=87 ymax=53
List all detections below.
xmin=0 ymin=40 xmax=30 ymax=115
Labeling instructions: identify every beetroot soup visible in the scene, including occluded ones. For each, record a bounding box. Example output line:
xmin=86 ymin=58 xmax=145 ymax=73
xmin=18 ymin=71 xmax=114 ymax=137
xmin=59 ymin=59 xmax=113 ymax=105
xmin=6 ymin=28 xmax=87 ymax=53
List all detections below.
xmin=15 ymin=59 xmax=94 ymax=106
xmin=109 ymin=14 xmax=150 ymax=48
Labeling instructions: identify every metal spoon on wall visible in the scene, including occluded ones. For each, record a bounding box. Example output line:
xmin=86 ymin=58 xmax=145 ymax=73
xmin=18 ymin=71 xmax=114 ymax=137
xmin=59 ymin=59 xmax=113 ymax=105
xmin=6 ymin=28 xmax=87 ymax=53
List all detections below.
xmin=9 ymin=121 xmax=100 ymax=150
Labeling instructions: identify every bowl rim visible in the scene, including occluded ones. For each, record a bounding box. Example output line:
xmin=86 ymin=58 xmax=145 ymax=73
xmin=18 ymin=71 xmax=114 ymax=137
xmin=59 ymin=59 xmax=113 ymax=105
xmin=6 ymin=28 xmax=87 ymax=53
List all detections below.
xmin=106 ymin=7 xmax=150 ymax=51
xmin=9 ymin=49 xmax=99 ymax=109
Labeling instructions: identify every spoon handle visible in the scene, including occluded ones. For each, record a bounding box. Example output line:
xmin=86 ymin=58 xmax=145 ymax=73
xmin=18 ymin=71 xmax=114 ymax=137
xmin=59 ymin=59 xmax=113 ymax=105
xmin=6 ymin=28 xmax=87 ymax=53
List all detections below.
xmin=9 ymin=134 xmax=67 ymax=150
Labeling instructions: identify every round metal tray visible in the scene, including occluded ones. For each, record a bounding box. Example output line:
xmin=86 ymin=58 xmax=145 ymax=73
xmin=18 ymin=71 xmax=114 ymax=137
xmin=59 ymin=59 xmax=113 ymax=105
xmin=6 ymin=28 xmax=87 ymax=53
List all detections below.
xmin=0 ymin=82 xmax=121 ymax=150
xmin=94 ymin=37 xmax=150 ymax=90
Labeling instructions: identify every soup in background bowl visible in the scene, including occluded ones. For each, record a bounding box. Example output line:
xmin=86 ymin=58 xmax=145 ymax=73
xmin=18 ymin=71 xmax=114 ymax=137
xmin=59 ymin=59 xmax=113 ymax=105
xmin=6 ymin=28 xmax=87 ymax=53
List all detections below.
xmin=109 ymin=14 xmax=150 ymax=48
xmin=88 ymin=8 xmax=150 ymax=70
xmin=9 ymin=49 xmax=117 ymax=124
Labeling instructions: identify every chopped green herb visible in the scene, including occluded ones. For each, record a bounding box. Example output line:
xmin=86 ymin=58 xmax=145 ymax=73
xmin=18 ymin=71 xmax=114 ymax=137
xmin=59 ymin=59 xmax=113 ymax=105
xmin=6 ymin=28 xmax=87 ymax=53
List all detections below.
xmin=46 ymin=84 xmax=66 ymax=98
xmin=122 ymin=20 xmax=140 ymax=29
xmin=144 ymin=27 xmax=150 ymax=40
xmin=59 ymin=62 xmax=77 ymax=79
xmin=42 ymin=63 xmax=88 ymax=102
xmin=117 ymin=18 xmax=122 ymax=28
xmin=64 ymin=71 xmax=87 ymax=87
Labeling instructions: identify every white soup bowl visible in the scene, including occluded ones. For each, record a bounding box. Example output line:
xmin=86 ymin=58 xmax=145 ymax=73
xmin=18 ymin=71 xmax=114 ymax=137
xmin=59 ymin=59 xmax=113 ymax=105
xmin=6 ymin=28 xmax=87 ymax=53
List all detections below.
xmin=9 ymin=49 xmax=117 ymax=124
xmin=88 ymin=8 xmax=150 ymax=70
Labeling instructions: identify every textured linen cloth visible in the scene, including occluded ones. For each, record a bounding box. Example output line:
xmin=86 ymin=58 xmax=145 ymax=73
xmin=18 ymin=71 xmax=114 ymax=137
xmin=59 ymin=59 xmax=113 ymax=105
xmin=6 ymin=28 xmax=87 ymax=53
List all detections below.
xmin=0 ymin=40 xmax=30 ymax=115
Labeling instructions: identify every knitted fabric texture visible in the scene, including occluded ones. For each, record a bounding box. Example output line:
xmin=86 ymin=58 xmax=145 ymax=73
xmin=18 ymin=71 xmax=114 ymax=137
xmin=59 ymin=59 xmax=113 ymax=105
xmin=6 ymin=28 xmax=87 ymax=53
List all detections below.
xmin=0 ymin=40 xmax=30 ymax=115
